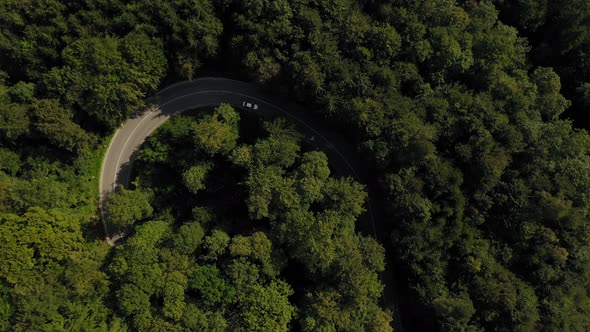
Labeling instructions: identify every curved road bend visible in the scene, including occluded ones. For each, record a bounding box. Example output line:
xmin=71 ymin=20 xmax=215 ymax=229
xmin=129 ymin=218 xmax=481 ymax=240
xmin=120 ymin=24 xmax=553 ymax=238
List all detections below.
xmin=99 ymin=77 xmax=403 ymax=331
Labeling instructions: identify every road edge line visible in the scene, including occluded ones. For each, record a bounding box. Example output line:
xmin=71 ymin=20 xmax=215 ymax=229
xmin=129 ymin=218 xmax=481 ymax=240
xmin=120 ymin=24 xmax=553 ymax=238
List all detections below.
xmin=98 ymin=129 xmax=120 ymax=246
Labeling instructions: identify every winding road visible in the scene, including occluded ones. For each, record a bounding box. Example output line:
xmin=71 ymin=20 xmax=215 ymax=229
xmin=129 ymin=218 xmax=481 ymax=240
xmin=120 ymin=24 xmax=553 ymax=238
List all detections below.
xmin=98 ymin=77 xmax=403 ymax=331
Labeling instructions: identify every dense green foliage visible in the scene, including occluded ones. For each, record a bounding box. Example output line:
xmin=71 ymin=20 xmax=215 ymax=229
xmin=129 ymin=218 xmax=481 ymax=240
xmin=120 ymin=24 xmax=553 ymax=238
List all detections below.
xmin=123 ymin=106 xmax=390 ymax=330
xmin=221 ymin=1 xmax=590 ymax=330
xmin=496 ymin=0 xmax=590 ymax=126
xmin=0 ymin=208 xmax=109 ymax=331
xmin=105 ymin=187 xmax=154 ymax=228
xmin=1 ymin=0 xmax=590 ymax=331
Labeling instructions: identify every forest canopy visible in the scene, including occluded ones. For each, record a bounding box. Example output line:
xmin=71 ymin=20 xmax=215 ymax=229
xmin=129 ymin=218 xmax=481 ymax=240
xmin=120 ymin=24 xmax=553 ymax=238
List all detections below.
xmin=1 ymin=0 xmax=590 ymax=331
xmin=106 ymin=105 xmax=390 ymax=331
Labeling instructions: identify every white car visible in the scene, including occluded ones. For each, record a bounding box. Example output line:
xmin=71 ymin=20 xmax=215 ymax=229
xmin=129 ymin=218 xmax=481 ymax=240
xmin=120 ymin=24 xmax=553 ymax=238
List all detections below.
xmin=242 ymin=101 xmax=259 ymax=110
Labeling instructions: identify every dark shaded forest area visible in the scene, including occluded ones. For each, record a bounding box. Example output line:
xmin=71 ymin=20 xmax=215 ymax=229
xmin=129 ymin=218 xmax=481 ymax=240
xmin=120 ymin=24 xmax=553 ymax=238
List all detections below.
xmin=1 ymin=0 xmax=590 ymax=331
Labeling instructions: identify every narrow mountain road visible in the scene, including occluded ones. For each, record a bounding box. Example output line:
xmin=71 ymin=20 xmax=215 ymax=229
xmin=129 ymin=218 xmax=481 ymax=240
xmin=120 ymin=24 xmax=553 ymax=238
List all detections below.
xmin=99 ymin=77 xmax=403 ymax=331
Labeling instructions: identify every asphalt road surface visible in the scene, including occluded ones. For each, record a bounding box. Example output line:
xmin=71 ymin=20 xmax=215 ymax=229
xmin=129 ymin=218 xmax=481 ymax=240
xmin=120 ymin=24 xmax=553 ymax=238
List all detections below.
xmin=99 ymin=77 xmax=403 ymax=331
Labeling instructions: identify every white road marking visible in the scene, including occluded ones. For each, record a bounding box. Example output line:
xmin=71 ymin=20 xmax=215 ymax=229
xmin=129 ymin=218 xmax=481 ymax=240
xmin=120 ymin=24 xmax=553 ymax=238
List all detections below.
xmin=113 ymin=109 xmax=155 ymax=186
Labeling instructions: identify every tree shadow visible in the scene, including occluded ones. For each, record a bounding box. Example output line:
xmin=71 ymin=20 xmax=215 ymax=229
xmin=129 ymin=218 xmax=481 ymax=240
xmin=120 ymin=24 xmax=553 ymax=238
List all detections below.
xmin=116 ymin=160 xmax=133 ymax=189
xmin=132 ymin=104 xmax=159 ymax=119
